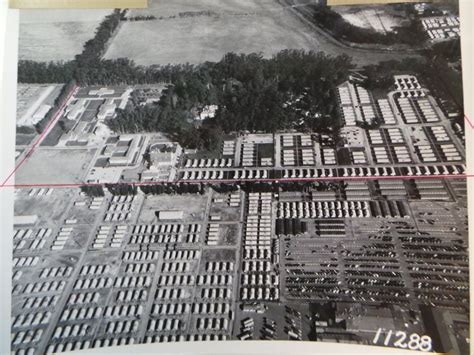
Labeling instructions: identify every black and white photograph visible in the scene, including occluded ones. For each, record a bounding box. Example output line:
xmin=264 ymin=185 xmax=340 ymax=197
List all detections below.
xmin=6 ymin=0 xmax=469 ymax=354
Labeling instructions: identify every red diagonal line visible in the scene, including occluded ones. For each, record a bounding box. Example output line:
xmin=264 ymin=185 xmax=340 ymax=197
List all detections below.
xmin=1 ymin=95 xmax=468 ymax=189
xmin=1 ymin=85 xmax=78 ymax=187
xmin=464 ymin=114 xmax=474 ymax=129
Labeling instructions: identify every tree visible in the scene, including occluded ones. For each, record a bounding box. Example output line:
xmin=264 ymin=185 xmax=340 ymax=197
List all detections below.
xmin=81 ymin=185 xmax=105 ymax=197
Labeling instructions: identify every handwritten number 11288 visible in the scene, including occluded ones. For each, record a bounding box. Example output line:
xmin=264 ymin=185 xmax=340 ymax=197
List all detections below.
xmin=373 ymin=328 xmax=432 ymax=352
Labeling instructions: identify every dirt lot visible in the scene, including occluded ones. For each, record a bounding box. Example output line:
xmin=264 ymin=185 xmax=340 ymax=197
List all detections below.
xmin=210 ymin=199 xmax=241 ymax=221
xmin=334 ymin=5 xmax=405 ymax=34
xmin=66 ymin=203 xmax=101 ymax=226
xmin=19 ymin=9 xmax=111 ymax=62
xmin=14 ymin=148 xmax=97 ymax=185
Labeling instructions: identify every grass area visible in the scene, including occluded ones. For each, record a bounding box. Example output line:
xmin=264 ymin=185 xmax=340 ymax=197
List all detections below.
xmin=104 ymin=0 xmax=410 ymax=66
xmin=106 ymin=0 xmax=319 ymax=65
xmin=40 ymin=125 xmax=64 ymax=146
xmin=16 ymin=134 xmax=36 ymax=146
xmin=15 ymin=148 xmax=97 ymax=185
xmin=257 ymin=143 xmax=274 ymax=159
xmin=336 ymin=147 xmax=352 ymax=165
xmin=19 ymin=9 xmax=112 ymax=61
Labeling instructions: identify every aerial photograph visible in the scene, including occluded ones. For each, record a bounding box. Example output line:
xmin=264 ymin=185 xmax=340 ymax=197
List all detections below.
xmin=9 ymin=0 xmax=468 ymax=354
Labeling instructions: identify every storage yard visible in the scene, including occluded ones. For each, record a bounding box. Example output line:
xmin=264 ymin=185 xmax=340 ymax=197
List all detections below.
xmin=11 ymin=68 xmax=468 ymax=354
xmin=9 ymin=0 xmax=469 ymax=351
xmin=11 ymin=169 xmax=469 ymax=353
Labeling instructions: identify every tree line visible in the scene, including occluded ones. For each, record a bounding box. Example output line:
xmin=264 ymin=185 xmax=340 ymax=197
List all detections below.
xmin=126 ymin=15 xmax=157 ymax=21
xmin=18 ymin=9 xmax=126 ymax=85
xmin=80 ymin=181 xmax=337 ymax=197
xmin=18 ymin=57 xmax=208 ymax=86
xmin=81 ymin=183 xmax=205 ymax=197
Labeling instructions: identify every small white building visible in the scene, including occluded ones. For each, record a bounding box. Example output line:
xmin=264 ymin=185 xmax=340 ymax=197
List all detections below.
xmin=66 ymin=99 xmax=87 ymax=120
xmin=157 ymin=211 xmax=184 ymax=220
xmin=14 ymin=215 xmax=38 ymax=226
xmin=89 ymin=88 xmax=115 ymax=96
xmin=32 ymin=104 xmax=51 ymax=122
xmin=149 ymin=143 xmax=182 ymax=168
xmin=97 ymin=99 xmax=117 ymax=121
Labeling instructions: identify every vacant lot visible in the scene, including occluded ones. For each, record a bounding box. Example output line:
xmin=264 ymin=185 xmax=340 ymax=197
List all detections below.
xmin=334 ymin=5 xmax=405 ymax=34
xmin=19 ymin=9 xmax=111 ymax=62
xmin=210 ymin=201 xmax=241 ymax=222
xmin=138 ymin=193 xmax=208 ymax=224
xmin=15 ymin=148 xmax=97 ymax=185
xmin=14 ymin=188 xmax=77 ymax=224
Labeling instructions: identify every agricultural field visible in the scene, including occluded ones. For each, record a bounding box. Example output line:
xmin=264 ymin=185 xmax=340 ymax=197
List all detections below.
xmin=105 ymin=0 xmax=318 ymax=65
xmin=334 ymin=5 xmax=406 ymax=34
xmin=19 ymin=9 xmax=112 ymax=62
xmin=104 ymin=0 xmax=408 ymax=66
xmin=14 ymin=148 xmax=97 ymax=185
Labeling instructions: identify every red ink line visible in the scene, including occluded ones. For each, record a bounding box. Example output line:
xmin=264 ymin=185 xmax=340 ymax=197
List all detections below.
xmin=464 ymin=114 xmax=474 ymax=130
xmin=0 ymin=173 xmax=470 ymax=190
xmin=0 ymin=86 xmax=78 ymax=187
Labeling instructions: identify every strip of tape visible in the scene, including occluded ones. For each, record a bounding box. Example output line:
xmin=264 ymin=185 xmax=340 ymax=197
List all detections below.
xmin=8 ymin=0 xmax=430 ymax=8
xmin=9 ymin=0 xmax=147 ymax=9
xmin=328 ymin=0 xmax=425 ymax=4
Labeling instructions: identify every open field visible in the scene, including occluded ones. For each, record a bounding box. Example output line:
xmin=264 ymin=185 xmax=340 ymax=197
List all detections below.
xmin=14 ymin=148 xmax=97 ymax=185
xmin=334 ymin=5 xmax=405 ymax=34
xmin=104 ymin=0 xmax=414 ymax=66
xmin=19 ymin=9 xmax=111 ymax=62
xmin=105 ymin=0 xmax=319 ymax=65
xmin=14 ymin=188 xmax=76 ymax=223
